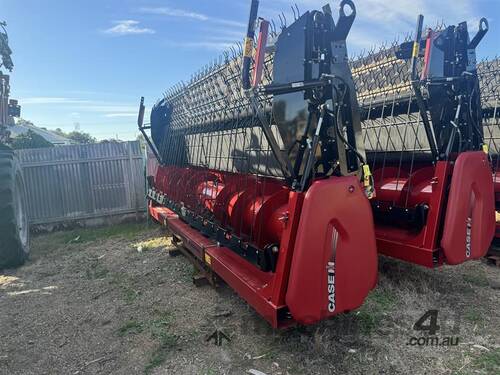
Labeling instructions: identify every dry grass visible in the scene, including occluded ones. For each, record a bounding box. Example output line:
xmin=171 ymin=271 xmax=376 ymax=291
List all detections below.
xmin=0 ymin=222 xmax=498 ymax=374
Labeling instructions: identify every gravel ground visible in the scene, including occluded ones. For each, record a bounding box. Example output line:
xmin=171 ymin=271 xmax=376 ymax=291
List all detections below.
xmin=0 ymin=222 xmax=499 ymax=375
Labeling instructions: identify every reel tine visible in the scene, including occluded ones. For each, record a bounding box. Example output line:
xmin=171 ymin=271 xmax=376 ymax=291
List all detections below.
xmin=230 ymin=45 xmax=237 ymax=60
xmin=279 ymin=13 xmax=286 ymax=30
xmin=271 ymin=19 xmax=277 ymax=36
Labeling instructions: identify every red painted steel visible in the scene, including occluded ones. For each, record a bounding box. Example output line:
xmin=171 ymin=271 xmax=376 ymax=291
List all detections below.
xmin=441 ymin=152 xmax=495 ymax=263
xmin=154 ymin=165 xmax=290 ymax=250
xmin=270 ymin=192 xmax=304 ymax=306
xmin=371 ymin=152 xmax=495 ymax=267
xmin=168 ymin=218 xmax=217 ymax=259
xmin=252 ymin=20 xmax=269 ymax=87
xmin=421 ymin=31 xmax=434 ymax=79
xmin=372 ymin=162 xmax=449 ymax=267
xmin=206 ymin=245 xmax=282 ymax=326
xmin=149 ymin=165 xmax=379 ymax=327
xmin=149 ymin=187 xmax=303 ymax=327
xmin=493 ymin=172 xmax=500 ymax=240
xmin=149 ymin=202 xmax=177 ymax=224
xmin=147 ymin=152 xmax=494 ymax=327
xmin=372 ymin=165 xmax=434 ymax=207
xmin=286 ymin=176 xmax=378 ymax=324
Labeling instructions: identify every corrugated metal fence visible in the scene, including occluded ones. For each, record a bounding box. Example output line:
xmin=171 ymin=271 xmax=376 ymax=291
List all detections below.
xmin=16 ymin=141 xmax=146 ymax=224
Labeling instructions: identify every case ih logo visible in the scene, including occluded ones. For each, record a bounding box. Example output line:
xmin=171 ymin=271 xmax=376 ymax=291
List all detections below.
xmin=465 ymin=217 xmax=472 ymax=258
xmin=327 ymin=261 xmax=336 ymax=312
xmin=327 ymin=228 xmax=339 ymax=313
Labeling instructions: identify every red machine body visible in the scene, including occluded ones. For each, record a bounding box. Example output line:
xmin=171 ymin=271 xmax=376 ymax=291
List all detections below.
xmin=358 ymin=16 xmax=494 ymax=267
xmin=370 ymin=152 xmax=494 ymax=267
xmin=149 ymin=165 xmax=378 ymax=327
xmin=141 ymin=2 xmax=494 ymax=329
xmin=492 ymin=172 xmax=500 ymax=246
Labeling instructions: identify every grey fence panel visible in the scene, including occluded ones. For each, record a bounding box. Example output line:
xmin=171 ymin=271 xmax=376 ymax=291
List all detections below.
xmin=16 ymin=141 xmax=146 ymax=225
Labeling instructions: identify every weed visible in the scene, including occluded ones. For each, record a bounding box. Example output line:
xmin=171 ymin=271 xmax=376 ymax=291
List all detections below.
xmin=143 ymin=310 xmax=177 ymax=374
xmin=35 ymin=222 xmax=151 ymax=250
xmin=158 ymin=331 xmax=178 ymax=348
xmin=85 ymin=262 xmax=109 ymax=280
xmin=463 ymin=272 xmax=489 ymax=287
xmin=150 ymin=310 xmax=174 ymax=336
xmin=123 ymin=287 xmax=140 ymax=303
xmin=464 ymin=309 xmax=483 ymax=324
xmin=110 ymin=273 xmax=140 ymax=303
xmin=351 ymin=288 xmax=395 ymax=336
xmin=471 ymin=348 xmax=500 ymax=374
xmin=144 ymin=345 xmax=171 ymax=374
xmin=118 ymin=320 xmax=144 ymax=336
xmin=109 ymin=272 xmax=127 ymax=286
xmin=368 ymin=288 xmax=397 ymax=310
xmin=355 ymin=309 xmax=379 ymax=335
xmin=116 ymin=310 xmax=177 ymax=374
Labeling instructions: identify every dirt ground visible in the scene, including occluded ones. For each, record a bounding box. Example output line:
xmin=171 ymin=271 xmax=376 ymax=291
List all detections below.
xmin=0 ymin=222 xmax=499 ymax=375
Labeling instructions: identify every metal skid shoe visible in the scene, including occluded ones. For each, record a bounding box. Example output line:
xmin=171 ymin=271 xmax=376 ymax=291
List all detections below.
xmin=141 ymin=0 xmax=378 ymax=327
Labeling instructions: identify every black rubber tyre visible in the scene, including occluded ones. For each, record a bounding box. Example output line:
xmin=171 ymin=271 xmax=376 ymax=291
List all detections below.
xmin=0 ymin=145 xmax=29 ymax=268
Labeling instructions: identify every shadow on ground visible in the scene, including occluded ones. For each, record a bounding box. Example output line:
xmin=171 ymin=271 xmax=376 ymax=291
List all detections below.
xmin=0 ymin=222 xmax=499 ymax=374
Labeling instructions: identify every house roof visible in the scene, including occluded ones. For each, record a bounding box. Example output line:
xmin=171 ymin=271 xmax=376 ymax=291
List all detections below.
xmin=9 ymin=121 xmax=73 ymax=145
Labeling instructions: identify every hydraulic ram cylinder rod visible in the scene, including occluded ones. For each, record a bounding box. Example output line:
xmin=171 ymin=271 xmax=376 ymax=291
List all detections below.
xmin=409 ymin=14 xmax=439 ymax=160
xmin=242 ymin=0 xmax=259 ymax=90
xmin=410 ymin=14 xmax=424 ymax=81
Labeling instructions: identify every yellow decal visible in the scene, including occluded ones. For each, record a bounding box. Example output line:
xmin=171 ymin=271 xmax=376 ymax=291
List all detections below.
xmin=482 ymin=144 xmax=489 ymax=154
xmin=412 ymin=42 xmax=420 ymax=58
xmin=243 ymin=37 xmax=253 ymax=58
xmin=362 ymin=164 xmax=372 ymax=187
xmin=204 ymin=253 xmax=212 ymax=265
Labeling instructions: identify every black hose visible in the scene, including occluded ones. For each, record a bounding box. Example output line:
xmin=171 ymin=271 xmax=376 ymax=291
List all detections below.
xmin=328 ymin=83 xmax=366 ymax=165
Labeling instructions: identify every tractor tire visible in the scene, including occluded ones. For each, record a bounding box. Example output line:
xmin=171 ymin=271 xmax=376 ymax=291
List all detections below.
xmin=0 ymin=146 xmax=29 ymax=268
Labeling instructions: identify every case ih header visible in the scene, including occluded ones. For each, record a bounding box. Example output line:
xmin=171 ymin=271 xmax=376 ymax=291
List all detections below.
xmin=140 ymin=1 xmax=494 ymax=327
xmin=480 ymin=58 xmax=500 ymax=256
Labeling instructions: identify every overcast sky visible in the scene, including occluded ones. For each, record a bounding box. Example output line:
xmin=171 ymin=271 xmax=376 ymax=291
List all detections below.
xmin=2 ymin=0 xmax=499 ymax=140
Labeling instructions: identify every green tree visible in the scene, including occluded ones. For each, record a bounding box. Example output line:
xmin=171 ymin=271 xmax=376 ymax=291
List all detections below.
xmin=99 ymin=138 xmax=122 ymax=144
xmin=52 ymin=128 xmax=97 ymax=144
xmin=65 ymin=130 xmax=96 ymax=144
xmin=53 ymin=128 xmax=65 ymax=136
xmin=10 ymin=130 xmax=53 ymax=149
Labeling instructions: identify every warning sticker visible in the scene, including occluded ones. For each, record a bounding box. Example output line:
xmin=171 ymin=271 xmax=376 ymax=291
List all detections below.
xmin=204 ymin=253 xmax=212 ymax=265
xmin=243 ymin=37 xmax=253 ymax=58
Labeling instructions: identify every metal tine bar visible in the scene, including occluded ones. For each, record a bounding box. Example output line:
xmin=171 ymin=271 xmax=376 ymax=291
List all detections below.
xmin=278 ymin=14 xmax=284 ymax=30
xmin=155 ymin=7 xmax=500 ymax=201
xmin=270 ymin=20 xmax=277 ymax=36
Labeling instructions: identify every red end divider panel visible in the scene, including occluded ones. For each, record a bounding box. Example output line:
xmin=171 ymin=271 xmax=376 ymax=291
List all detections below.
xmin=286 ymin=176 xmax=378 ymax=325
xmin=441 ymin=152 xmax=495 ymax=264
